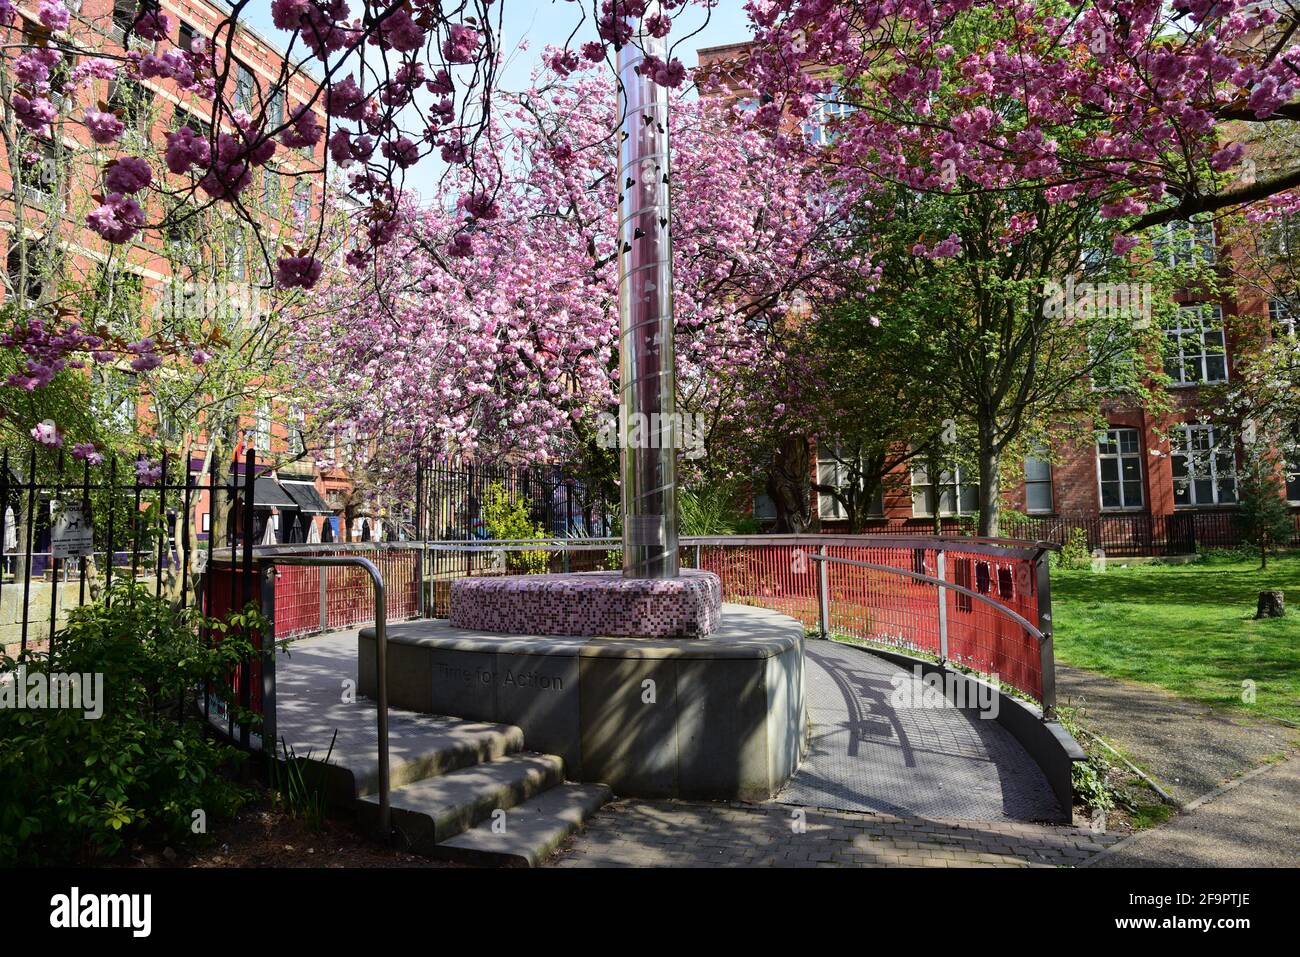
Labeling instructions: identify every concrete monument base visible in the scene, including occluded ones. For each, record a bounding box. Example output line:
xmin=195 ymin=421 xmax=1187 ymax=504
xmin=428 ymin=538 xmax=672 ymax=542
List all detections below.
xmin=359 ymin=603 xmax=805 ymax=801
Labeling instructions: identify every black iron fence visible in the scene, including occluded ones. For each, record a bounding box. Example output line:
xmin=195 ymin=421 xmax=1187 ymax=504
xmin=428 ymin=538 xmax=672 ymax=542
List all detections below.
xmin=416 ymin=458 xmax=615 ymax=541
xmin=0 ymin=443 xmax=272 ymax=658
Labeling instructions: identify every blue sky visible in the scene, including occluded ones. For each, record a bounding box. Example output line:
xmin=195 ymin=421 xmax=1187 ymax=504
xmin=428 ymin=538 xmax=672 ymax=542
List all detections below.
xmin=241 ymin=1 xmax=754 ymax=199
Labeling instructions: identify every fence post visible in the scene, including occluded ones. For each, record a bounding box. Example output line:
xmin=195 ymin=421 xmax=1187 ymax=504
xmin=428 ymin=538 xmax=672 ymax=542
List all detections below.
xmin=1034 ymin=547 xmax=1057 ymax=720
xmin=816 ymin=544 xmax=829 ymax=640
xmin=260 ymin=564 xmax=277 ymax=751
xmin=936 ymin=549 xmax=949 ymax=663
xmin=319 ymin=565 xmax=328 ymax=634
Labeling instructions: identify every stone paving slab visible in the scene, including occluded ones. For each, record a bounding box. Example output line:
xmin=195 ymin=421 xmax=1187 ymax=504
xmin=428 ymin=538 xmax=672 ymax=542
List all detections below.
xmin=548 ymin=799 xmax=1119 ymax=868
xmin=1086 ymin=753 xmax=1300 ymax=868
xmin=1057 ymin=665 xmax=1299 ymax=803
xmin=780 ymin=640 xmax=1062 ymax=821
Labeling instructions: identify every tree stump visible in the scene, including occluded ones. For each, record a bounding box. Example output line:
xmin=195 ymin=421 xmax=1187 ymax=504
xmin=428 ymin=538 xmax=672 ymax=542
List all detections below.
xmin=1256 ymin=590 xmax=1285 ymax=619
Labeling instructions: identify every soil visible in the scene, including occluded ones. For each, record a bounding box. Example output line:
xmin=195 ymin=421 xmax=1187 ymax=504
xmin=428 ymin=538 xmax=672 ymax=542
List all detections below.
xmin=128 ymin=791 xmax=459 ymax=869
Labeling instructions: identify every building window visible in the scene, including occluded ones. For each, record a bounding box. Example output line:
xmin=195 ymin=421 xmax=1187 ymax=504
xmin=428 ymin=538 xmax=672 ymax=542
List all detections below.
xmin=178 ymin=20 xmax=197 ymax=52
xmin=1096 ymin=427 xmax=1145 ymax=510
xmin=108 ymin=78 xmax=152 ymax=130
xmin=753 ymin=481 xmax=776 ymax=521
xmin=201 ymin=511 xmax=211 ymax=533
xmin=235 ymin=63 xmax=256 ymax=114
xmin=1023 ymin=454 xmax=1054 ymax=514
xmin=290 ymin=407 xmax=307 ymax=456
xmin=911 ymin=464 xmax=978 ymax=517
xmin=14 ymin=138 xmax=57 ymax=206
xmin=1153 ymin=217 xmax=1215 ymax=267
xmin=268 ymin=87 xmax=286 ymax=127
xmin=292 ymin=182 xmax=312 ymax=223
xmin=1164 ymin=304 xmax=1227 ymax=386
xmin=1262 ymin=215 xmax=1300 ymax=258
xmin=1270 ymin=297 xmax=1298 ymax=339
xmin=1171 ymin=424 xmax=1238 ymax=507
xmin=816 ymin=452 xmax=883 ymax=520
xmin=6 ymin=243 xmax=45 ymax=304
xmin=255 ymin=402 xmax=273 ymax=452
xmin=1286 ymin=449 xmax=1300 ymax=504
xmin=802 ymin=84 xmax=853 ymax=147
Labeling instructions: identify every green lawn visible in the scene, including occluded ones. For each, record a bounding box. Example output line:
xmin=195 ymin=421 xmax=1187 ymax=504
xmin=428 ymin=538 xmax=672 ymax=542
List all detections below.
xmin=1052 ymin=553 xmax=1300 ymax=725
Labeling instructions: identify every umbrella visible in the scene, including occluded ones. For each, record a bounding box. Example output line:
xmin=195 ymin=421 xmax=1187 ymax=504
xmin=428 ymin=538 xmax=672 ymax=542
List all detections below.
xmin=261 ymin=518 xmax=278 ymax=546
xmin=306 ymin=517 xmax=321 ymax=544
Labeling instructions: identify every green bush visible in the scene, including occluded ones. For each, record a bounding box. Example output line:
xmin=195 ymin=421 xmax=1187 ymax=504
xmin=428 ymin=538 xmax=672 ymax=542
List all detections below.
xmin=0 ymin=585 xmax=257 ymax=864
xmin=482 ymin=482 xmax=549 ymax=573
xmin=1052 ymin=527 xmax=1091 ymax=570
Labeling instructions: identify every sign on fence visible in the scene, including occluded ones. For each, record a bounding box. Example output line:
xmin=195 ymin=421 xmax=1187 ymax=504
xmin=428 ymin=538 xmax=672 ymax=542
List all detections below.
xmin=51 ymin=504 xmax=93 ymax=559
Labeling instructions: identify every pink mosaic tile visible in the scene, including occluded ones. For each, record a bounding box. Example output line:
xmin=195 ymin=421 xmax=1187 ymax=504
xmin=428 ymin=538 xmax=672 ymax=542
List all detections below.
xmin=449 ymin=570 xmax=722 ymax=638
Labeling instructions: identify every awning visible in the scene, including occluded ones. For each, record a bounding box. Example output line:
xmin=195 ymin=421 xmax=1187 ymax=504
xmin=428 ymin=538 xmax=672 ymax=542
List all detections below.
xmin=281 ymin=481 xmax=333 ymax=514
xmin=252 ymin=477 xmax=298 ymax=510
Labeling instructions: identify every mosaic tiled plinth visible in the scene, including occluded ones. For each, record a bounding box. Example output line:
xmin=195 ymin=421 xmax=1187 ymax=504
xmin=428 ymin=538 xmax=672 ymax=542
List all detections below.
xmin=449 ymin=570 xmax=722 ymax=639
xmin=358 ymin=603 xmax=806 ymax=800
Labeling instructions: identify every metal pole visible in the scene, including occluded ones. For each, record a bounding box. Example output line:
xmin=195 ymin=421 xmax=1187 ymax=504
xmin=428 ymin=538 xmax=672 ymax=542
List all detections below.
xmin=262 ymin=555 xmax=390 ymax=838
xmin=617 ymin=4 xmax=679 ymax=580
xmin=260 ymin=565 xmax=277 ymax=749
xmin=936 ymin=549 xmax=949 ymax=663
xmin=1034 ymin=547 xmax=1057 ymax=719
xmin=816 ymin=545 xmax=829 ymax=640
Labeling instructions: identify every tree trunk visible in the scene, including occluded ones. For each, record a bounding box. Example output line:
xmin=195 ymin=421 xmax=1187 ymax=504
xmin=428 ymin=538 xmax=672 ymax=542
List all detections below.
xmin=976 ymin=438 xmax=1002 ymax=538
xmin=767 ymin=436 xmax=813 ymax=533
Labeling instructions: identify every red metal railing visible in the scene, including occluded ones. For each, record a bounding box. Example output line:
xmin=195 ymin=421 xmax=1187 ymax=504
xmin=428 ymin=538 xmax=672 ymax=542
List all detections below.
xmin=232 ymin=534 xmax=1055 ymax=708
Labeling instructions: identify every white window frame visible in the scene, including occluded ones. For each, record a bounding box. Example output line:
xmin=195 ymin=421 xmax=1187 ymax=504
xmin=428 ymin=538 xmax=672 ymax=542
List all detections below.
xmin=817 ymin=450 xmax=884 ymax=521
xmin=255 ymin=401 xmax=273 ymax=452
xmin=911 ymin=463 xmax=978 ymax=518
xmin=802 ymin=84 xmax=853 ymax=147
xmin=1270 ymin=297 xmax=1298 ymax=339
xmin=1153 ymin=217 xmax=1215 ymax=267
xmin=1096 ymin=427 xmax=1145 ymax=511
xmin=1171 ymin=424 xmax=1239 ymax=507
xmin=1164 ymin=304 xmax=1227 ymax=386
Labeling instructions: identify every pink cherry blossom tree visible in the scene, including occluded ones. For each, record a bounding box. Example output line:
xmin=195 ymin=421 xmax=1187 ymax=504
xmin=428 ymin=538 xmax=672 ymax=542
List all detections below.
xmin=293 ymin=61 xmax=869 ymax=487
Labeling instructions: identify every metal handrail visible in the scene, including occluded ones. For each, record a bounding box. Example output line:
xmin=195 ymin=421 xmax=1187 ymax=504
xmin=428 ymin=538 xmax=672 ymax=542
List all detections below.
xmin=260 ymin=554 xmax=391 ymax=838
xmin=809 ymin=550 xmax=1056 ymax=717
xmin=808 ymin=553 xmax=1046 ymax=643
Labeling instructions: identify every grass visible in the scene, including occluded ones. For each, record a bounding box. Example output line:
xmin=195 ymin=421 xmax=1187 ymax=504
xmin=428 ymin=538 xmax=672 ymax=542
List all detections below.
xmin=1052 ymin=551 xmax=1300 ymax=726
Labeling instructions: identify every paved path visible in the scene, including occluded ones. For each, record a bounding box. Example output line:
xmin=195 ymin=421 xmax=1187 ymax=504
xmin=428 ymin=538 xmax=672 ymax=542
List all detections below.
xmin=550 ymin=800 xmax=1118 ymax=868
xmin=551 ymin=641 xmax=1099 ymax=867
xmin=1057 ymin=664 xmax=1299 ymax=803
xmin=1086 ymin=753 xmax=1300 ymax=868
xmin=781 ymin=641 xmax=1061 ymax=821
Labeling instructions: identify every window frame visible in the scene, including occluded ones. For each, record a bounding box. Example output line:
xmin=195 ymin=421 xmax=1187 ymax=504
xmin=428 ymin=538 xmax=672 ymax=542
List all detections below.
xmin=1164 ymin=303 xmax=1228 ymax=386
xmin=911 ymin=462 xmax=979 ymax=518
xmin=816 ymin=450 xmax=884 ymax=521
xmin=1023 ymin=453 xmax=1054 ymax=515
xmin=1095 ymin=427 xmax=1146 ymax=512
xmin=1170 ymin=423 xmax=1239 ymax=508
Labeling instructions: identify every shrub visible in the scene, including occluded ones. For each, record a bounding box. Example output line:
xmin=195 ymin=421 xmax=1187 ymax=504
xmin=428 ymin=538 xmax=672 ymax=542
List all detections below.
xmin=0 ymin=584 xmax=257 ymax=864
xmin=1052 ymin=527 xmax=1091 ymax=570
xmin=482 ymin=482 xmax=549 ymax=573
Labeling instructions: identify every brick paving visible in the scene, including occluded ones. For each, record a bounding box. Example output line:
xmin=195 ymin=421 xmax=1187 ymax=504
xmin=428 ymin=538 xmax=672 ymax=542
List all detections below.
xmin=549 ymin=800 xmax=1120 ymax=868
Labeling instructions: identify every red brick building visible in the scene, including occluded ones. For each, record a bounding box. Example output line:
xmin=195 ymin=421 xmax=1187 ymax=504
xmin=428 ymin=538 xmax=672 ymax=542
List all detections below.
xmin=698 ymin=42 xmax=1300 ymax=550
xmin=1 ymin=0 xmax=352 ymax=543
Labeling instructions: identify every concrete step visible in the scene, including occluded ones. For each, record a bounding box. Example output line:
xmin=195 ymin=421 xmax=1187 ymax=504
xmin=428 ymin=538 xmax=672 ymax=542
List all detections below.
xmin=433 ymin=783 xmax=612 ymax=867
xmin=358 ymin=752 xmax=565 ymax=851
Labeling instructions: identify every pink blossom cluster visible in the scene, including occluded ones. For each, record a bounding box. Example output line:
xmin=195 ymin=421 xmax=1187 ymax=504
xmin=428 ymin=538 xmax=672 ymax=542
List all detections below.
xmin=291 ymin=64 xmax=871 ymax=470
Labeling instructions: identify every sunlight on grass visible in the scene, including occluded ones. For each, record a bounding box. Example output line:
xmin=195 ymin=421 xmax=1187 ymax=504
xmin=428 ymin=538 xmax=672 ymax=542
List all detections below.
xmin=1052 ymin=553 xmax=1300 ymax=725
